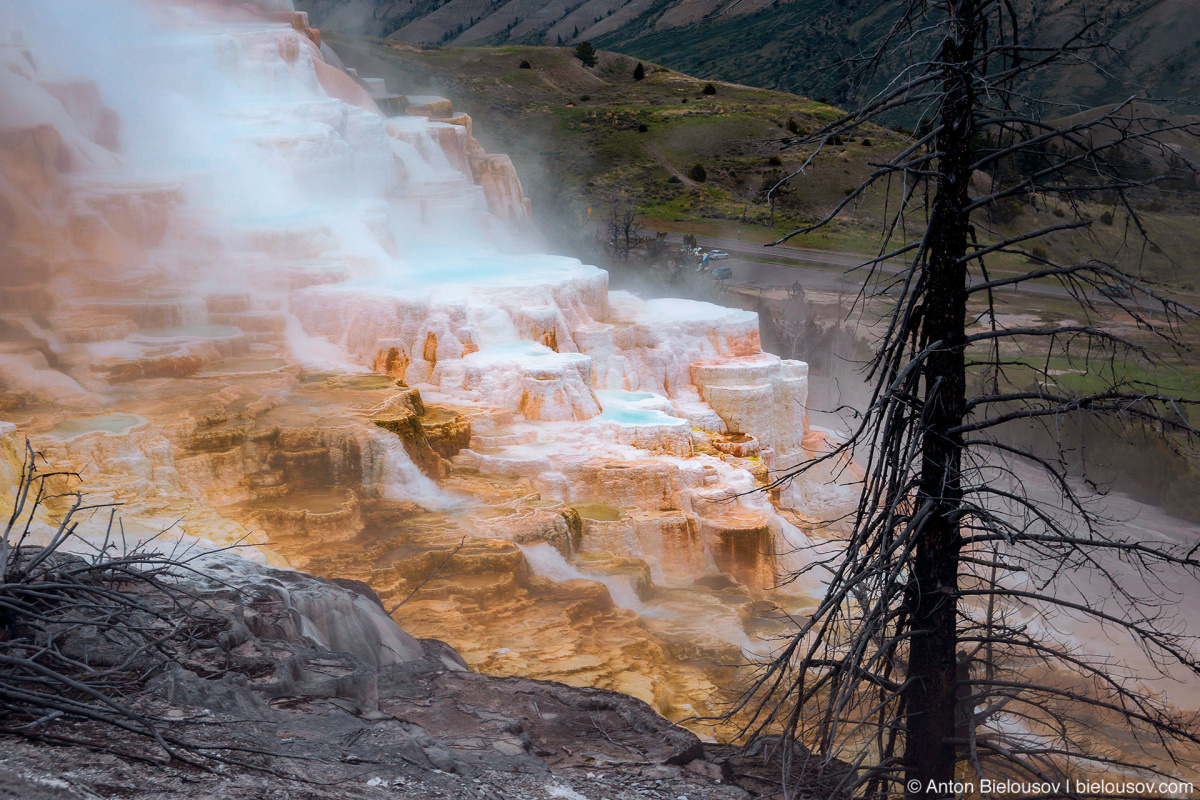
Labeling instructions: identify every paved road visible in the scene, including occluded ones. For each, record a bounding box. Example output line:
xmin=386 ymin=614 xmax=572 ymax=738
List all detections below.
xmin=716 ymin=258 xmax=855 ymax=294
xmin=665 ymin=230 xmax=903 ymax=272
xmin=658 ymin=230 xmax=1096 ymax=304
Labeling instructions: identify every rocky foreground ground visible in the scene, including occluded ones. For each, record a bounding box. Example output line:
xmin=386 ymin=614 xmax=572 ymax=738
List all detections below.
xmin=0 ymin=560 xmax=832 ymax=800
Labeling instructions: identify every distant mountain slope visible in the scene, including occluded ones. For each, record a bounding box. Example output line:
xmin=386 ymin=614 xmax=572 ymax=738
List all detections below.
xmin=601 ymin=0 xmax=890 ymax=108
xmin=297 ymin=0 xmax=1200 ymax=109
xmin=296 ymin=0 xmax=779 ymax=46
xmin=604 ymin=0 xmax=1200 ymax=111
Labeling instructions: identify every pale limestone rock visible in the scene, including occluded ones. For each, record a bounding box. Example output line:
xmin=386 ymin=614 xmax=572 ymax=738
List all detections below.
xmin=0 ymin=0 xmax=854 ymax=729
xmin=404 ymin=95 xmax=454 ymax=119
xmin=469 ymin=152 xmax=534 ymax=226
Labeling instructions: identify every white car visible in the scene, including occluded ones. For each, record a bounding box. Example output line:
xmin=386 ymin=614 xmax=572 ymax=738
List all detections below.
xmin=708 ymin=250 xmax=730 ymax=260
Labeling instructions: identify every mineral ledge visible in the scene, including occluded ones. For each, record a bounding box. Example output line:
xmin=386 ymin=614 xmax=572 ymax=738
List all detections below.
xmin=0 ymin=0 xmax=859 ymax=729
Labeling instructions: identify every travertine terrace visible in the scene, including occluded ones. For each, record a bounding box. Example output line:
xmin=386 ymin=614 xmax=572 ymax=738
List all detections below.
xmin=0 ymin=0 xmax=854 ymax=723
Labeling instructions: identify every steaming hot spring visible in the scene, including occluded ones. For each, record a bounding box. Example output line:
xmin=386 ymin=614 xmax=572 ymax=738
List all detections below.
xmin=0 ymin=0 xmax=860 ymax=723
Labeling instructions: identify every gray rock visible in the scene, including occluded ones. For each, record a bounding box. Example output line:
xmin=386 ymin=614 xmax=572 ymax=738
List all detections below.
xmin=0 ymin=555 xmax=768 ymax=800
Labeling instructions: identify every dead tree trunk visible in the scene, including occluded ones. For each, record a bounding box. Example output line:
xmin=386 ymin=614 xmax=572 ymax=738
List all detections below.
xmin=724 ymin=0 xmax=1200 ymax=795
xmin=902 ymin=3 xmax=976 ymax=793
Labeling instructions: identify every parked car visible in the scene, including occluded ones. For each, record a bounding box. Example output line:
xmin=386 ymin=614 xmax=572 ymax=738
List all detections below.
xmin=1098 ymin=282 xmax=1131 ymax=299
xmin=708 ymin=250 xmax=730 ymax=260
xmin=711 ymin=266 xmax=733 ymax=280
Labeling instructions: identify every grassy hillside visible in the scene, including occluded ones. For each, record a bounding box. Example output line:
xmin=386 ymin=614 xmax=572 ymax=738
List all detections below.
xmin=326 ymin=34 xmax=909 ymax=253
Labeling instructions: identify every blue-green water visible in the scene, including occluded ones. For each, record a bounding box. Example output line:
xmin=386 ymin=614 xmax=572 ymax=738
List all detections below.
xmin=47 ymin=413 xmax=145 ymax=439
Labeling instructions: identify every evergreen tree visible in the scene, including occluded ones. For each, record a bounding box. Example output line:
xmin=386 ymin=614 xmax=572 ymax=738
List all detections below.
xmin=573 ymin=41 xmax=596 ymax=68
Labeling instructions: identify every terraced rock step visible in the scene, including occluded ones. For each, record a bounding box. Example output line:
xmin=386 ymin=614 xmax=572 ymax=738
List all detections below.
xmin=1 ymin=0 xmax=852 ymax=745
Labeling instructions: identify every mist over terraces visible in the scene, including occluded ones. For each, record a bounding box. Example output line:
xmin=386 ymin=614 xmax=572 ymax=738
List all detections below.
xmin=5 ymin=0 xmax=1200 ymax=795
xmin=0 ymin=0 xmax=864 ymax=795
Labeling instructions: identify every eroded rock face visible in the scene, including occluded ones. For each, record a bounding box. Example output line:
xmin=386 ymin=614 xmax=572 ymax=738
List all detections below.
xmin=0 ymin=0 xmax=857 ymax=733
xmin=371 ymin=386 xmax=468 ymax=478
xmin=0 ymin=551 xmax=771 ymax=800
xmin=469 ymin=152 xmax=534 ymax=226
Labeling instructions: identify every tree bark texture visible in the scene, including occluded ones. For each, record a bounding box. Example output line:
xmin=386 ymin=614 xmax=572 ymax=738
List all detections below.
xmin=902 ymin=2 xmax=976 ymax=795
